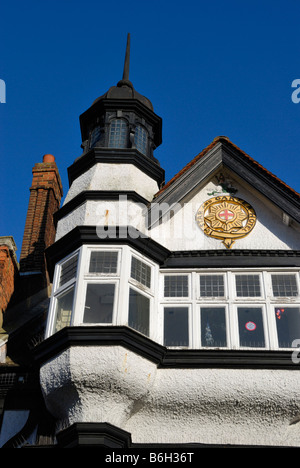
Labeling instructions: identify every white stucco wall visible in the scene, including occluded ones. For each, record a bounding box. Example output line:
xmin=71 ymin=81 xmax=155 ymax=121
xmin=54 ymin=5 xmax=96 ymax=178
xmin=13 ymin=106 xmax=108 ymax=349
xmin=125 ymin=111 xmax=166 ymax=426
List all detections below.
xmin=149 ymin=177 xmax=300 ymax=251
xmin=40 ymin=345 xmax=300 ymax=447
xmin=64 ymin=163 xmax=159 ymax=205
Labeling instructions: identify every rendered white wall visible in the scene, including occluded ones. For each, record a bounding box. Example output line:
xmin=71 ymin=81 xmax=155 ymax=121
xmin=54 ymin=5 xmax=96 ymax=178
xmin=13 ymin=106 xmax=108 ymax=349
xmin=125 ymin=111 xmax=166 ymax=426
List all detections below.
xmin=40 ymin=345 xmax=300 ymax=447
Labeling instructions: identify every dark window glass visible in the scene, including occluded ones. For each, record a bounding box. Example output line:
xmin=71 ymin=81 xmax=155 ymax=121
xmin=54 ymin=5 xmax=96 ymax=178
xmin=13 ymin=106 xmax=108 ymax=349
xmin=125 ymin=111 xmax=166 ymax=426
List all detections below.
xmin=134 ymin=125 xmax=147 ymax=155
xmin=131 ymin=257 xmax=151 ymax=288
xmin=200 ymin=307 xmax=227 ymax=347
xmin=108 ymin=119 xmax=128 ymax=148
xmin=83 ymin=283 xmax=115 ymax=323
xmin=89 ymin=251 xmax=118 ymax=274
xmin=200 ymin=275 xmax=224 ymax=297
xmin=164 ymin=307 xmax=189 ymax=347
xmin=275 ymin=307 xmax=300 ymax=348
xmin=59 ymin=254 xmax=78 ymax=288
xmin=238 ymin=307 xmax=265 ymax=348
xmin=128 ymin=288 xmax=150 ymax=336
xmin=272 ymin=274 xmax=298 ymax=297
xmin=164 ymin=275 xmax=188 ymax=297
xmin=90 ymin=126 xmax=101 ymax=147
xmin=235 ymin=275 xmax=261 ymax=297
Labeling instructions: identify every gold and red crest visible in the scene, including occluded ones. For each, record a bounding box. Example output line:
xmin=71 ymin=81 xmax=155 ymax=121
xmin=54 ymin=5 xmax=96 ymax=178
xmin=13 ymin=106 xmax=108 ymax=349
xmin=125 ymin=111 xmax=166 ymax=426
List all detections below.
xmin=196 ymin=196 xmax=256 ymax=249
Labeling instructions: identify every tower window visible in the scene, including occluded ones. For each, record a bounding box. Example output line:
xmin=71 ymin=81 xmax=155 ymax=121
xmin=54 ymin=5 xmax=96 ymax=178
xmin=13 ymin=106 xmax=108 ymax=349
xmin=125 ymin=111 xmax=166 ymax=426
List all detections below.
xmin=134 ymin=125 xmax=148 ymax=155
xmin=108 ymin=118 xmax=128 ymax=148
xmin=90 ymin=126 xmax=102 ymax=148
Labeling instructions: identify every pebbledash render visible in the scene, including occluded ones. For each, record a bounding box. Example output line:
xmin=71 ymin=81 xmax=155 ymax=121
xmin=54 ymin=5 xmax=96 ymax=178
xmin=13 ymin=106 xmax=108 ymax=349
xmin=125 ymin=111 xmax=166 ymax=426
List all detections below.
xmin=1 ymin=35 xmax=300 ymax=448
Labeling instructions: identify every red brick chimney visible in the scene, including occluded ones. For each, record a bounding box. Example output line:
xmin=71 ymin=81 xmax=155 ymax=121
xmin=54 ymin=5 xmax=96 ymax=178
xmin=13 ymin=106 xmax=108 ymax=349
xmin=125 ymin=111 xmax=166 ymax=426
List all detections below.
xmin=0 ymin=236 xmax=18 ymax=325
xmin=19 ymin=154 xmax=63 ymax=294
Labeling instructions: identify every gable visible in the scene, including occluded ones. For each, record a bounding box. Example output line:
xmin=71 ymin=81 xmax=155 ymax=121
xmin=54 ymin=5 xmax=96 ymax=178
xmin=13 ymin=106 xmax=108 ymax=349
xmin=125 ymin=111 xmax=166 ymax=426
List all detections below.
xmin=147 ymin=139 xmax=300 ymax=252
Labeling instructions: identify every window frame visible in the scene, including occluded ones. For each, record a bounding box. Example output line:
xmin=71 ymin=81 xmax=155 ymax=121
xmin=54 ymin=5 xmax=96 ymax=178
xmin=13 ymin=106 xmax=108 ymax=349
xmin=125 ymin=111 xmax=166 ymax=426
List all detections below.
xmin=47 ymin=249 xmax=300 ymax=352
xmin=46 ymin=249 xmax=81 ymax=336
xmin=108 ymin=118 xmax=128 ymax=149
xmin=159 ymin=268 xmax=300 ymax=350
xmin=134 ymin=124 xmax=148 ymax=155
xmin=233 ymin=272 xmax=264 ymax=300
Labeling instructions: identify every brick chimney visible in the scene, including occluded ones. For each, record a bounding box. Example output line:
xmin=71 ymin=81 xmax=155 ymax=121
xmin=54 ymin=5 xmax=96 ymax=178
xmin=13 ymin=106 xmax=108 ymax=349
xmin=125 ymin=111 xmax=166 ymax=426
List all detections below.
xmin=19 ymin=154 xmax=63 ymax=295
xmin=0 ymin=236 xmax=18 ymax=326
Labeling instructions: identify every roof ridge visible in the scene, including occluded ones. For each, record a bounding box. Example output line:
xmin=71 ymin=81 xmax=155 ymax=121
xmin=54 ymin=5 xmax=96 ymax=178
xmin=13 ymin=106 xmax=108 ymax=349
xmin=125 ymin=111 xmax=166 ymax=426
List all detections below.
xmin=154 ymin=136 xmax=300 ymax=199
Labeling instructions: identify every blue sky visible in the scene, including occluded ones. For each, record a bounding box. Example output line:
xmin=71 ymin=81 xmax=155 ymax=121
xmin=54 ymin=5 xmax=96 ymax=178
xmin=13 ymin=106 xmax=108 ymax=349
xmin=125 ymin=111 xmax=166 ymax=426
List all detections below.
xmin=1 ymin=0 xmax=300 ymax=259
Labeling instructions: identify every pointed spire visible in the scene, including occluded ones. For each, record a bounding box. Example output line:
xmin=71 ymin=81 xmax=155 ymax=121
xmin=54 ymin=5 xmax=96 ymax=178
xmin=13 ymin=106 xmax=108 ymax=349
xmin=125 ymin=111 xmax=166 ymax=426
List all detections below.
xmin=118 ymin=33 xmax=133 ymax=88
xmin=122 ymin=33 xmax=130 ymax=81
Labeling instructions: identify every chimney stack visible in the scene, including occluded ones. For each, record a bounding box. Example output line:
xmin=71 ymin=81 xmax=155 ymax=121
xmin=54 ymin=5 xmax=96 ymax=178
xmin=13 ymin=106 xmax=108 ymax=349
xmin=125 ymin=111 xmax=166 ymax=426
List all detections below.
xmin=19 ymin=154 xmax=63 ymax=294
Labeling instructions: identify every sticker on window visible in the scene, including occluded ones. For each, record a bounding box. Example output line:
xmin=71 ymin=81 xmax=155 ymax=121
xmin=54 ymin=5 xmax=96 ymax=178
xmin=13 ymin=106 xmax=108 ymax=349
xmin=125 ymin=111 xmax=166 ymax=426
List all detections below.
xmin=245 ymin=321 xmax=256 ymax=331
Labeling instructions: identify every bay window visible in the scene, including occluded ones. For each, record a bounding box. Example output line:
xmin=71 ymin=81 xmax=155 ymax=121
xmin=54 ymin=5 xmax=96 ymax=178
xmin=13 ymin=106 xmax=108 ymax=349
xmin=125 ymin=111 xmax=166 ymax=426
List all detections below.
xmin=46 ymin=247 xmax=300 ymax=351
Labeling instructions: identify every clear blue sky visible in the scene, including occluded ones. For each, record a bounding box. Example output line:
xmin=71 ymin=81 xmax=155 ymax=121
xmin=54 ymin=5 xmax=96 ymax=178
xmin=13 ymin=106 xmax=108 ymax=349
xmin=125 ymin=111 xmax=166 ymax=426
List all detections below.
xmin=1 ymin=0 xmax=300 ymax=259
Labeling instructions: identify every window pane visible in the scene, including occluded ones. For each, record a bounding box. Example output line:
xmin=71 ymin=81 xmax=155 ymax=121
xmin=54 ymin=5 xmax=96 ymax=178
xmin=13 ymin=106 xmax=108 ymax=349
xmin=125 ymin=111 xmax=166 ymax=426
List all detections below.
xmin=235 ymin=275 xmax=261 ymax=297
xmin=89 ymin=251 xmax=118 ymax=274
xmin=272 ymin=274 xmax=298 ymax=297
xmin=108 ymin=119 xmax=128 ymax=148
xmin=128 ymin=288 xmax=150 ymax=336
xmin=90 ymin=126 xmax=102 ymax=147
xmin=59 ymin=254 xmax=78 ymax=288
xmin=134 ymin=125 xmax=147 ymax=155
xmin=275 ymin=307 xmax=300 ymax=348
xmin=131 ymin=257 xmax=151 ymax=288
xmin=83 ymin=283 xmax=115 ymax=323
xmin=164 ymin=307 xmax=189 ymax=347
xmin=238 ymin=307 xmax=265 ymax=347
xmin=200 ymin=307 xmax=227 ymax=347
xmin=54 ymin=287 xmax=74 ymax=333
xmin=164 ymin=275 xmax=188 ymax=297
xmin=199 ymin=275 xmax=224 ymax=297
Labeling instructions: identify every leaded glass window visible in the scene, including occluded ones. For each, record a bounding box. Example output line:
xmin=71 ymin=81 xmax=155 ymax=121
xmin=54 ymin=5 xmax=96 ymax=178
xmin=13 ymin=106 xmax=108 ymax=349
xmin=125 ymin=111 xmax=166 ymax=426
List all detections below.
xmin=89 ymin=251 xmax=118 ymax=274
xmin=164 ymin=275 xmax=188 ymax=297
xmin=90 ymin=126 xmax=101 ymax=147
xmin=59 ymin=253 xmax=78 ymax=288
xmin=131 ymin=257 xmax=151 ymax=288
xmin=199 ymin=275 xmax=224 ymax=297
xmin=134 ymin=125 xmax=147 ymax=155
xmin=108 ymin=118 xmax=128 ymax=148
xmin=271 ymin=274 xmax=298 ymax=297
xmin=235 ymin=274 xmax=261 ymax=297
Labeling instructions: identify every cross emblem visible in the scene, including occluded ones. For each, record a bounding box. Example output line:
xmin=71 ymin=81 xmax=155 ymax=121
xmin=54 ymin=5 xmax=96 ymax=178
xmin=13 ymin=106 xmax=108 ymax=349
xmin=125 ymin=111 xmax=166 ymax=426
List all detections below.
xmin=218 ymin=209 xmax=234 ymax=221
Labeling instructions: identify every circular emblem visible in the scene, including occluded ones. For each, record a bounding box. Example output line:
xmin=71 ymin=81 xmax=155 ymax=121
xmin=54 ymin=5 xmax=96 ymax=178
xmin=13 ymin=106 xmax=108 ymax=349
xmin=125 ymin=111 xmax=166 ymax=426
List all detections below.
xmin=196 ymin=196 xmax=256 ymax=249
xmin=245 ymin=321 xmax=256 ymax=331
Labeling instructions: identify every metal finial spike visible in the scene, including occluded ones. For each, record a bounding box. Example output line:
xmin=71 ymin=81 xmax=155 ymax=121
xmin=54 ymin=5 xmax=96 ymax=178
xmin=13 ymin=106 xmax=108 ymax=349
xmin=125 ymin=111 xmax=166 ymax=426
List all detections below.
xmin=122 ymin=33 xmax=130 ymax=81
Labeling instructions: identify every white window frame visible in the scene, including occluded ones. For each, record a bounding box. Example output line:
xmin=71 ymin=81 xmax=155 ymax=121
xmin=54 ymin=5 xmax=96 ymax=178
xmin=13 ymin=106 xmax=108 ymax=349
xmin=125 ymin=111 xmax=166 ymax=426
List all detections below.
xmin=161 ymin=303 xmax=192 ymax=348
xmin=127 ymin=249 xmax=157 ymax=340
xmin=197 ymin=304 xmax=230 ymax=349
xmin=159 ymin=268 xmax=300 ymax=350
xmin=45 ymin=249 xmax=81 ymax=337
xmin=232 ymin=272 xmax=264 ymax=300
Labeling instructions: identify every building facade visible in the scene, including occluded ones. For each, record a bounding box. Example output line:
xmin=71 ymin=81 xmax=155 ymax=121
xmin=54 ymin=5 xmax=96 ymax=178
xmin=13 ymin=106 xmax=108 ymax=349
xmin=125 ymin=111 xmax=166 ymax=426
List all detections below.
xmin=1 ymin=35 xmax=300 ymax=448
